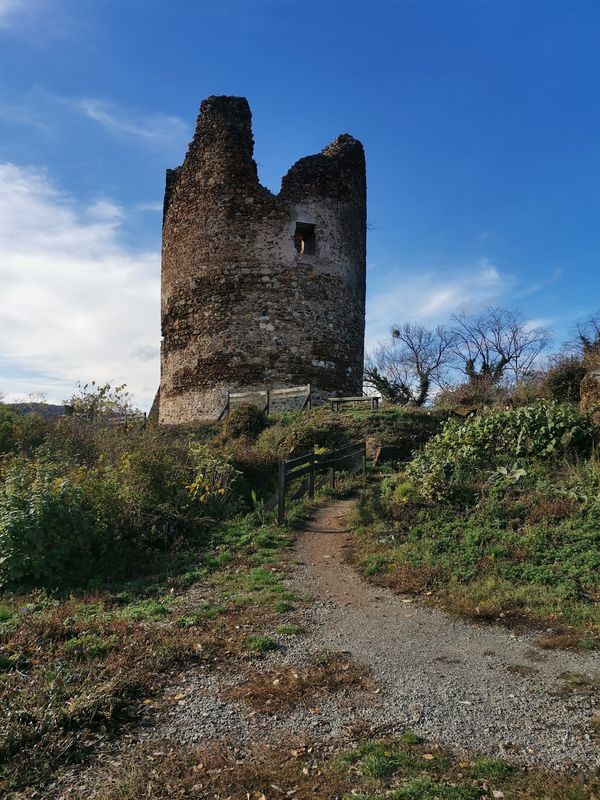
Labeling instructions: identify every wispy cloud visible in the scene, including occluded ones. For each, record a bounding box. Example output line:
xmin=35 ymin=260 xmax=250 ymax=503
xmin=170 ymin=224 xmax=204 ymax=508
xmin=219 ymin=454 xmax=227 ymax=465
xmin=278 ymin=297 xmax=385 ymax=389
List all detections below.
xmin=135 ymin=201 xmax=163 ymax=213
xmin=0 ymin=0 xmax=56 ymax=33
xmin=0 ymin=98 xmax=50 ymax=130
xmin=72 ymin=98 xmax=190 ymax=151
xmin=0 ymin=163 xmax=160 ymax=407
xmin=365 ymin=259 xmax=518 ymax=350
xmin=0 ymin=0 xmax=27 ymax=28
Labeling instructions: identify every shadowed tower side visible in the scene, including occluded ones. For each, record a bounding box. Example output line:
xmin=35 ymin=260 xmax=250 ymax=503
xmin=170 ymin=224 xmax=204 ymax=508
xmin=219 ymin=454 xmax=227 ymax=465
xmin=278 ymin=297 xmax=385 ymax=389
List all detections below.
xmin=159 ymin=95 xmax=366 ymax=424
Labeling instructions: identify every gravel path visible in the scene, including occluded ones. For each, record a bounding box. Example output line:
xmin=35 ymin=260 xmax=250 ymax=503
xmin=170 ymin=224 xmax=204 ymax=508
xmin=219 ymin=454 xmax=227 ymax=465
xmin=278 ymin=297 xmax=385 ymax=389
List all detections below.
xmin=157 ymin=498 xmax=599 ymax=772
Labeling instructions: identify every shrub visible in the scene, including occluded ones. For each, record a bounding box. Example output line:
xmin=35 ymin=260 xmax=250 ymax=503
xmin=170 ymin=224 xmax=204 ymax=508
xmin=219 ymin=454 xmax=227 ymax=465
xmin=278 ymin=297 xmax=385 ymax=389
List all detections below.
xmin=229 ymin=443 xmax=277 ymax=503
xmin=0 ymin=404 xmax=17 ymax=454
xmin=186 ymin=444 xmax=241 ymax=511
xmin=0 ymin=457 xmax=98 ymax=587
xmin=0 ymin=431 xmax=224 ymax=589
xmin=0 ymin=405 xmax=47 ymax=455
xmin=433 ymin=380 xmax=507 ymax=410
xmin=222 ymin=403 xmax=267 ymax=440
xmin=256 ymin=411 xmax=348 ymax=456
xmin=407 ymin=401 xmax=596 ymax=499
xmin=541 ymin=356 xmax=587 ymax=402
xmin=82 ymin=434 xmax=211 ymax=549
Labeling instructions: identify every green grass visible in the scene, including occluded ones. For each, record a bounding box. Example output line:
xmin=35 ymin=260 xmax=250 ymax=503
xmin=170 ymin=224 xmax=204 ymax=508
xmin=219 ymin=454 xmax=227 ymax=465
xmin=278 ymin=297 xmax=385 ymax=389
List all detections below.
xmin=119 ymin=599 xmax=172 ymax=621
xmin=275 ymin=624 xmax=304 ymax=635
xmin=333 ymin=736 xmax=595 ymax=800
xmin=353 ymin=458 xmax=600 ymax=647
xmin=40 ymin=724 xmax=600 ymax=800
xmin=360 ymin=744 xmax=419 ymax=778
xmin=272 ymin=599 xmax=295 ymax=612
xmin=471 ymin=757 xmax=512 ymax=780
xmin=391 ymin=777 xmax=483 ymax=800
xmin=257 ymin=405 xmax=444 ymax=460
xmin=61 ymin=633 xmax=118 ymax=659
xmin=399 ymin=731 xmax=424 ymax=745
xmin=174 ymin=603 xmax=227 ymax=627
xmin=245 ymin=634 xmax=278 ymax=652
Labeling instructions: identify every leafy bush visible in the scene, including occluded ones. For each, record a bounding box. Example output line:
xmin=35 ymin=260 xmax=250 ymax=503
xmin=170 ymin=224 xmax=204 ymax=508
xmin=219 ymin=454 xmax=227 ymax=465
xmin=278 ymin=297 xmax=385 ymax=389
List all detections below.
xmin=64 ymin=381 xmax=134 ymax=418
xmin=222 ymin=403 xmax=267 ymax=440
xmin=0 ymin=429 xmax=235 ymax=588
xmin=355 ymin=443 xmax=600 ymax=641
xmin=0 ymin=405 xmax=48 ymax=455
xmin=407 ymin=401 xmax=596 ymax=500
xmin=257 ymin=411 xmax=348 ymax=456
xmin=541 ymin=356 xmax=587 ymax=402
xmin=433 ymin=380 xmax=507 ymax=410
xmin=186 ymin=444 xmax=241 ymax=510
xmin=0 ymin=404 xmax=17 ymax=453
xmin=0 ymin=457 xmax=98 ymax=587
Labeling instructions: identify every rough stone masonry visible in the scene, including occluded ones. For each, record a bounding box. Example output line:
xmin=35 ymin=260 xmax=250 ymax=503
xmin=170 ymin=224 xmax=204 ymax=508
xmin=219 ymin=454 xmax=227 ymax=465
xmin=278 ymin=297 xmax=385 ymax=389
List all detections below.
xmin=157 ymin=95 xmax=366 ymax=424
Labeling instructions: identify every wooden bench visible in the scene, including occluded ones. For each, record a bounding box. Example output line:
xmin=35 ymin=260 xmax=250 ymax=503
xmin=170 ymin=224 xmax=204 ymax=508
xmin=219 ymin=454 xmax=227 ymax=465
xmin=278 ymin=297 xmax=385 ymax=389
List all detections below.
xmin=328 ymin=395 xmax=379 ymax=412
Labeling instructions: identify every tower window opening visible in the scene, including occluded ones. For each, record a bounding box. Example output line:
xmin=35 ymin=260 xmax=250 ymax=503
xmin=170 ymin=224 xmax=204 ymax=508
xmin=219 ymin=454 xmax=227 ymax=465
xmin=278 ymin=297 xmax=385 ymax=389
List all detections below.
xmin=294 ymin=222 xmax=316 ymax=255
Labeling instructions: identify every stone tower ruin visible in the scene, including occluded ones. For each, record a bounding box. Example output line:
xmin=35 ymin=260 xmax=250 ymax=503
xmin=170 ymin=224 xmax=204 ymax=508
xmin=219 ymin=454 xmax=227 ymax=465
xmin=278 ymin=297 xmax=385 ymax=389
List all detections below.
xmin=158 ymin=95 xmax=366 ymax=424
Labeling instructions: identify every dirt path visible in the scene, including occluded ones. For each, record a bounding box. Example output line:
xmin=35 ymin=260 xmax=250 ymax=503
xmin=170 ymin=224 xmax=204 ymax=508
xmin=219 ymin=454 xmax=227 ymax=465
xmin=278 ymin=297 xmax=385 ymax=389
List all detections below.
xmin=290 ymin=498 xmax=600 ymax=771
xmin=47 ymin=499 xmax=600 ymax=797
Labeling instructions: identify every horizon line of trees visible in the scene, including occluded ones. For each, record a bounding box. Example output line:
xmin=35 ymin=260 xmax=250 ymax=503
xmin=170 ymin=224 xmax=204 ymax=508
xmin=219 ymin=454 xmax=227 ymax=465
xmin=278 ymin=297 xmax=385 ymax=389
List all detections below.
xmin=364 ymin=307 xmax=600 ymax=407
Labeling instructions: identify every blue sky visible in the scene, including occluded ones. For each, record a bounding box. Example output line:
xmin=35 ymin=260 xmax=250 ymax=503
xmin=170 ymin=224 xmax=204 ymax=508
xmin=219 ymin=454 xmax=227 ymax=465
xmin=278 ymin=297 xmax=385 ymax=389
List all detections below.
xmin=1 ymin=0 xmax=599 ymax=408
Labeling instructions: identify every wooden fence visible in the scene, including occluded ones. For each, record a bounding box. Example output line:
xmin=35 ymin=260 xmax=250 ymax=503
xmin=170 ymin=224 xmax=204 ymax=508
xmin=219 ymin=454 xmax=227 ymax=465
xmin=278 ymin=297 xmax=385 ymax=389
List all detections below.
xmin=267 ymin=441 xmax=367 ymax=524
xmin=110 ymin=411 xmax=147 ymax=430
xmin=217 ymin=384 xmax=311 ymax=420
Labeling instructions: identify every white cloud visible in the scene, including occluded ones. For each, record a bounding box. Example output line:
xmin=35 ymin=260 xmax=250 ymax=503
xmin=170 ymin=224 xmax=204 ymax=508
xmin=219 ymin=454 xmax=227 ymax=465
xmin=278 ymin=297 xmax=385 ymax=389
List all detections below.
xmin=523 ymin=317 xmax=554 ymax=332
xmin=72 ymin=98 xmax=190 ymax=150
xmin=365 ymin=259 xmax=516 ymax=350
xmin=135 ymin=201 xmax=163 ymax=213
xmin=0 ymin=0 xmax=47 ymax=31
xmin=0 ymin=164 xmax=160 ymax=408
xmin=0 ymin=0 xmax=24 ymax=27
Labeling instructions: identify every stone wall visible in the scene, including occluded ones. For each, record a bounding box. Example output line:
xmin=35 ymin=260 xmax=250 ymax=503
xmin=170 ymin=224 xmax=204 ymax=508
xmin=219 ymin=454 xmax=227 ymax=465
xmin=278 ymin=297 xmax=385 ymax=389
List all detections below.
xmin=580 ymin=370 xmax=600 ymax=412
xmin=159 ymin=96 xmax=366 ymax=424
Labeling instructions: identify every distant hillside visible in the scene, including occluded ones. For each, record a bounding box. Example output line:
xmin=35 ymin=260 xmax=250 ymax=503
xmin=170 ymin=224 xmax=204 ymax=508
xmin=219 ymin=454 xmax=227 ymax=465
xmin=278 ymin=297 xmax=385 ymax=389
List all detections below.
xmin=7 ymin=402 xmax=66 ymax=420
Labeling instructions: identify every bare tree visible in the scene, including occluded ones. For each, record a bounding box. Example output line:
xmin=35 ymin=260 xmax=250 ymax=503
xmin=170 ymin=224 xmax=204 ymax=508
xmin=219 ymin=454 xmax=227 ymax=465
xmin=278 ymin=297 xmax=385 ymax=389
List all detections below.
xmin=448 ymin=307 xmax=552 ymax=386
xmin=364 ymin=323 xmax=452 ymax=406
xmin=565 ymin=311 xmax=600 ymax=369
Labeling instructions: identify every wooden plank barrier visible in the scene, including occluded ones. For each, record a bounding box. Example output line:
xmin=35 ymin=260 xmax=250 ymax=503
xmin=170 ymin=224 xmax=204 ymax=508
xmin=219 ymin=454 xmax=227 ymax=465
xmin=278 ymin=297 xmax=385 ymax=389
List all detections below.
xmin=272 ymin=440 xmax=367 ymax=524
xmin=218 ymin=384 xmax=311 ymax=420
xmin=109 ymin=411 xmax=147 ymax=430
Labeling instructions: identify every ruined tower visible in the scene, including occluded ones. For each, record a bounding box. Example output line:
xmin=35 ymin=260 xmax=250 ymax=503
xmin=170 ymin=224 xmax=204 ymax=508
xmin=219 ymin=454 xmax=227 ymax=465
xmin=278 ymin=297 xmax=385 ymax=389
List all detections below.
xmin=158 ymin=96 xmax=366 ymax=423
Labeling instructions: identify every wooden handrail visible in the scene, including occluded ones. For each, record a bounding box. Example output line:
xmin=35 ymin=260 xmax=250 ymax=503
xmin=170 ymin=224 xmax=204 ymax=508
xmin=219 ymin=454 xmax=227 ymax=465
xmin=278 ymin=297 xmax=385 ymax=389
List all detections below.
xmin=275 ymin=441 xmax=366 ymax=524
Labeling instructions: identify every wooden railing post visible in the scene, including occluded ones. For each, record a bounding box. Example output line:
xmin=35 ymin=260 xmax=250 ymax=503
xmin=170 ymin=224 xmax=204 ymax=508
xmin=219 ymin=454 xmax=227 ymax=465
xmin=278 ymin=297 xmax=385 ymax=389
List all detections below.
xmin=275 ymin=440 xmax=366 ymax=525
xmin=277 ymin=457 xmax=286 ymax=525
xmin=265 ymin=388 xmax=270 ymax=414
